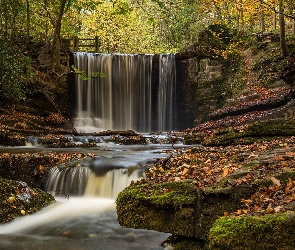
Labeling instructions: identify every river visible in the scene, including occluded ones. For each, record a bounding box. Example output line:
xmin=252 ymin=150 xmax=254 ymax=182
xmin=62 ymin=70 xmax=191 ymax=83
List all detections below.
xmin=0 ymin=139 xmax=187 ymax=250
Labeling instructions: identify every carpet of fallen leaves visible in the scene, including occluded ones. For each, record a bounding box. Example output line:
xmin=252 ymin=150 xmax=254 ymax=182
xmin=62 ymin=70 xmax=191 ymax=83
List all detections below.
xmin=0 ymin=105 xmax=72 ymax=136
xmin=209 ymin=86 xmax=290 ymax=120
xmin=138 ymin=136 xmax=295 ymax=217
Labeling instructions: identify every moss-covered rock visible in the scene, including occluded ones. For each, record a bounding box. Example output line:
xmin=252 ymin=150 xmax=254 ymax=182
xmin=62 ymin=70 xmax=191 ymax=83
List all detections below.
xmin=116 ymin=181 xmax=263 ymax=239
xmin=0 ymin=177 xmax=55 ymax=223
xmin=116 ymin=181 xmax=196 ymax=237
xmin=209 ymin=212 xmax=295 ymax=250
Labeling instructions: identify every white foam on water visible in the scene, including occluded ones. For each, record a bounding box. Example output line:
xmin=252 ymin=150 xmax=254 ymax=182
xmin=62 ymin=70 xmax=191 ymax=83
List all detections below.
xmin=0 ymin=197 xmax=115 ymax=235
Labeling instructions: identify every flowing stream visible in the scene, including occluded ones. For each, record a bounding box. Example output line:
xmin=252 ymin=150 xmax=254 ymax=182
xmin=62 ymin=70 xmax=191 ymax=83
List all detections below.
xmin=0 ymin=142 xmax=184 ymax=250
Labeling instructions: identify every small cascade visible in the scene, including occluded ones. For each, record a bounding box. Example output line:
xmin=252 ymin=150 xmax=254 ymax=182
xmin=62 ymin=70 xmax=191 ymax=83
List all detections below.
xmin=72 ymin=53 xmax=176 ymax=133
xmin=45 ymin=166 xmax=91 ymax=196
xmin=45 ymin=165 xmax=143 ymax=198
xmin=85 ymin=168 xmax=143 ymax=199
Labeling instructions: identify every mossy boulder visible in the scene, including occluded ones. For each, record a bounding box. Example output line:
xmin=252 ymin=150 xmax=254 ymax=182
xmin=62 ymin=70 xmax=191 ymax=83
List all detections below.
xmin=116 ymin=181 xmax=196 ymax=237
xmin=116 ymin=181 xmax=261 ymax=239
xmin=209 ymin=212 xmax=295 ymax=250
xmin=0 ymin=177 xmax=55 ymax=223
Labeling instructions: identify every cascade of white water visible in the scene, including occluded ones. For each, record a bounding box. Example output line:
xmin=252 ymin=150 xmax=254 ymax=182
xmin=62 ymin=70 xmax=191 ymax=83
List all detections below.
xmin=45 ymin=166 xmax=91 ymax=196
xmin=73 ymin=53 xmax=175 ymax=133
xmin=85 ymin=168 xmax=143 ymax=199
xmin=45 ymin=166 xmax=143 ymax=198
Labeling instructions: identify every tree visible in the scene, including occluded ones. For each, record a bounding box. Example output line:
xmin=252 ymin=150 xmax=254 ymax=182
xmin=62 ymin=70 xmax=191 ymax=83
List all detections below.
xmin=278 ymin=0 xmax=289 ymax=57
xmin=50 ymin=0 xmax=69 ymax=70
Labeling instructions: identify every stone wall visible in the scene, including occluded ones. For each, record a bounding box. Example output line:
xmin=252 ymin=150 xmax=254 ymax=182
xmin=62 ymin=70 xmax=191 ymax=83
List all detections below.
xmin=176 ymin=57 xmax=225 ymax=125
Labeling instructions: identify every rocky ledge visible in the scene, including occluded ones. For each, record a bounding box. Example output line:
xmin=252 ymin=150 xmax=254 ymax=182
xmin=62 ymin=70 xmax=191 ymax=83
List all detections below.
xmin=116 ymin=120 xmax=295 ymax=249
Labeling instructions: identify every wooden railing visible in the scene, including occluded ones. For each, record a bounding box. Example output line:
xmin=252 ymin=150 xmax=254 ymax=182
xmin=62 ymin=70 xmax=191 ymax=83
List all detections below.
xmin=63 ymin=36 xmax=100 ymax=52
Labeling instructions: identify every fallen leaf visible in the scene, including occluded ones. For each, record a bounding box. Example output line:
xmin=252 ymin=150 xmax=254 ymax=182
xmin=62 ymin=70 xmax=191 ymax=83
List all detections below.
xmin=265 ymin=207 xmax=274 ymax=214
xmin=270 ymin=177 xmax=281 ymax=187
xmin=222 ymin=167 xmax=229 ymax=177
xmin=182 ymin=168 xmax=188 ymax=175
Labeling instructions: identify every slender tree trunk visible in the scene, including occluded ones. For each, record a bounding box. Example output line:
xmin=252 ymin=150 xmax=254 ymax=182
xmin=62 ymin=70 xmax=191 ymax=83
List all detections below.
xmin=26 ymin=0 xmax=30 ymax=43
xmin=51 ymin=0 xmax=67 ymax=70
xmin=259 ymin=2 xmax=265 ymax=32
xmin=279 ymin=0 xmax=289 ymax=57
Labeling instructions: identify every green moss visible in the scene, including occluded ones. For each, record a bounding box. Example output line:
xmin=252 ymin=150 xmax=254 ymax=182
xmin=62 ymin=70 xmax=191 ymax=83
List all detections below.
xmin=0 ymin=177 xmax=55 ymax=223
xmin=246 ymin=119 xmax=295 ymax=137
xmin=117 ymin=181 xmax=195 ymax=207
xmin=116 ymin=181 xmax=196 ymax=237
xmin=209 ymin=212 xmax=295 ymax=250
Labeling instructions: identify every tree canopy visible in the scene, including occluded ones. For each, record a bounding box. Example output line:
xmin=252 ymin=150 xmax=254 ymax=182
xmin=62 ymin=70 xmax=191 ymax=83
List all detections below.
xmin=0 ymin=0 xmax=294 ymax=54
xmin=0 ymin=0 xmax=294 ymax=105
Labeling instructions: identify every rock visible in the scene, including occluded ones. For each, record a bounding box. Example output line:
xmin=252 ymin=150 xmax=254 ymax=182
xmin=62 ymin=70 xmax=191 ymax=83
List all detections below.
xmin=116 ymin=181 xmax=259 ymax=240
xmin=209 ymin=212 xmax=295 ymax=250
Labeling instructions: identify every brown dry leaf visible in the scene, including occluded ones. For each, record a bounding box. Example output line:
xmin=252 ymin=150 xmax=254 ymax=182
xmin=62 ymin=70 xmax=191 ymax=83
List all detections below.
xmin=245 ymin=174 xmax=253 ymax=180
xmin=275 ymin=155 xmax=285 ymax=161
xmin=242 ymin=199 xmax=252 ymax=204
xmin=159 ymin=167 xmax=165 ymax=172
xmin=222 ymin=167 xmax=229 ymax=177
xmin=270 ymin=177 xmax=281 ymax=187
xmin=285 ymin=152 xmax=295 ymax=157
xmin=265 ymin=207 xmax=274 ymax=214
xmin=280 ymin=161 xmax=289 ymax=168
xmin=223 ymin=211 xmax=229 ymax=216
xmin=236 ymin=209 xmax=243 ymax=215
xmin=182 ymin=168 xmax=188 ymax=175
xmin=286 ymin=178 xmax=293 ymax=188
xmin=252 ymin=205 xmax=259 ymax=212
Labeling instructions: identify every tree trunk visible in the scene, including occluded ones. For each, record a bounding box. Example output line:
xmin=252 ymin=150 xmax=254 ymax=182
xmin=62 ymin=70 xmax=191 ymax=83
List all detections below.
xmin=259 ymin=2 xmax=265 ymax=32
xmin=26 ymin=0 xmax=30 ymax=43
xmin=50 ymin=0 xmax=68 ymax=70
xmin=279 ymin=0 xmax=289 ymax=57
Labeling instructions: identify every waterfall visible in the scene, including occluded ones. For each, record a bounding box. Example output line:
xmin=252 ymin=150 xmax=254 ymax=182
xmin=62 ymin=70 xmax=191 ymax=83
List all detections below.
xmin=158 ymin=54 xmax=176 ymax=132
xmin=72 ymin=53 xmax=176 ymax=133
xmin=45 ymin=166 xmax=143 ymax=199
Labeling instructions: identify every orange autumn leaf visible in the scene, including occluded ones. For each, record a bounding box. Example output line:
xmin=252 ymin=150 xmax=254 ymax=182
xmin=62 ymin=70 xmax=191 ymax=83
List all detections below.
xmin=222 ymin=167 xmax=229 ymax=177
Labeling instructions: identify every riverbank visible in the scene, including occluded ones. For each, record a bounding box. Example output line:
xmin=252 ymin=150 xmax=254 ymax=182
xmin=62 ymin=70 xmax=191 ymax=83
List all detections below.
xmin=117 ymin=131 xmax=295 ymax=249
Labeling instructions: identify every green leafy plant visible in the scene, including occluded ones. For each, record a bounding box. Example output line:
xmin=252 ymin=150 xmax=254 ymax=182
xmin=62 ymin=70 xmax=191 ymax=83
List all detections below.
xmin=71 ymin=65 xmax=106 ymax=80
